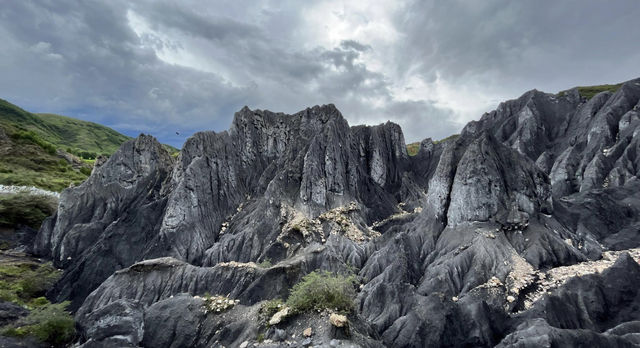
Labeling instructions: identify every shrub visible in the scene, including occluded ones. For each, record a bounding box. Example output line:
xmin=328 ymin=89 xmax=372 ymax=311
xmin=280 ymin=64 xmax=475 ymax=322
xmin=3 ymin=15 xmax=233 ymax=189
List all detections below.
xmin=18 ymin=267 xmax=58 ymax=299
xmin=2 ymin=301 xmax=75 ymax=347
xmin=31 ymin=314 xmax=75 ymax=346
xmin=0 ymin=193 xmax=57 ymax=228
xmin=260 ymin=298 xmax=284 ymax=320
xmin=0 ymin=288 xmax=20 ymax=303
xmin=28 ymin=296 xmax=50 ymax=308
xmin=78 ymin=151 xmax=97 ymax=160
xmin=286 ymin=270 xmax=356 ymax=314
xmin=10 ymin=130 xmax=56 ymax=155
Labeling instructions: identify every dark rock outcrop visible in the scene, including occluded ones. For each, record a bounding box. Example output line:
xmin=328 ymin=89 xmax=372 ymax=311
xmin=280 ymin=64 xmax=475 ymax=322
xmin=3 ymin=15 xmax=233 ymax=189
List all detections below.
xmin=34 ymin=134 xmax=174 ymax=308
xmin=498 ymin=254 xmax=640 ymax=347
xmin=36 ymin=78 xmax=640 ymax=347
xmin=0 ymin=301 xmax=28 ymax=327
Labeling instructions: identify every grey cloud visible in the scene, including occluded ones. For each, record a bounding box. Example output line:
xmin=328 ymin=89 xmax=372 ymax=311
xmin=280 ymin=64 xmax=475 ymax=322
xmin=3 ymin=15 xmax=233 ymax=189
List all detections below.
xmin=132 ymin=1 xmax=264 ymax=43
xmin=394 ymin=0 xmax=640 ymax=95
xmin=0 ymin=0 xmax=638 ymax=148
xmin=383 ymin=100 xmax=459 ymax=142
xmin=128 ymin=2 xmax=436 ymax=141
xmin=340 ymin=40 xmax=371 ymax=52
xmin=0 ymin=1 xmax=256 ymax=146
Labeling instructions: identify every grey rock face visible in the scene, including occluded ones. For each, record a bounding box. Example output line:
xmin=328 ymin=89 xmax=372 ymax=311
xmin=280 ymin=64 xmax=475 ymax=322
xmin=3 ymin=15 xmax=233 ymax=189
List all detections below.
xmin=445 ymin=132 xmax=552 ymax=226
xmin=498 ymin=254 xmax=640 ymax=347
xmin=78 ymin=299 xmax=144 ymax=346
xmin=0 ymin=301 xmax=28 ymax=327
xmin=464 ymin=79 xmax=640 ymax=198
xmin=36 ymin=78 xmax=640 ymax=347
xmin=34 ymin=134 xmax=174 ymax=308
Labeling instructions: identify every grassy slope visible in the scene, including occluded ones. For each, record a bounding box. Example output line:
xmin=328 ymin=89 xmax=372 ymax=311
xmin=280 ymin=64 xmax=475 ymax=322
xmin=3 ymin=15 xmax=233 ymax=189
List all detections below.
xmin=0 ymin=99 xmax=130 ymax=155
xmin=0 ymin=99 xmax=179 ymax=191
xmin=0 ymin=133 xmax=90 ymax=192
xmin=406 ymin=134 xmax=460 ymax=156
xmin=406 ymin=142 xmax=420 ymax=156
xmin=558 ymin=83 xmax=623 ymax=100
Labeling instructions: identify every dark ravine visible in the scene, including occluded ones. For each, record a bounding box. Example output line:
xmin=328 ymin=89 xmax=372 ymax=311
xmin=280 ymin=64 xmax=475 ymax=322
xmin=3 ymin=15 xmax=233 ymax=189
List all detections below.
xmin=34 ymin=78 xmax=640 ymax=347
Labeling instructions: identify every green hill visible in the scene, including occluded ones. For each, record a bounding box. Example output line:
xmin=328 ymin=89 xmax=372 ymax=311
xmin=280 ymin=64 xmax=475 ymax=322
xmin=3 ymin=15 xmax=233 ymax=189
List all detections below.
xmin=0 ymin=99 xmax=130 ymax=157
xmin=0 ymin=98 xmax=176 ymax=192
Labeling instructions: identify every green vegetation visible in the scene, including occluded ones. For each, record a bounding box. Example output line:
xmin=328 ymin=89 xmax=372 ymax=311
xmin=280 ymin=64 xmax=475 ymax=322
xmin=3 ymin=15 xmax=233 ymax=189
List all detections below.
xmin=164 ymin=144 xmax=180 ymax=156
xmin=407 ymin=142 xmax=420 ymax=156
xmin=406 ymin=134 xmax=460 ymax=156
xmin=0 ymin=98 xmax=179 ymax=191
xmin=434 ymin=134 xmax=460 ymax=144
xmin=2 ymin=301 xmax=75 ymax=347
xmin=257 ymin=258 xmax=273 ymax=268
xmin=0 ymin=98 xmax=129 ymax=155
xmin=0 ymin=262 xmax=60 ymax=305
xmin=0 ymin=261 xmax=75 ymax=346
xmin=0 ymin=98 xmax=116 ymax=191
xmin=286 ymin=270 xmax=356 ymax=314
xmin=558 ymin=83 xmax=623 ymax=100
xmin=65 ymin=148 xmax=105 ymax=161
xmin=0 ymin=193 xmax=57 ymax=229
xmin=0 ymin=133 xmax=90 ymax=191
xmin=10 ymin=130 xmax=56 ymax=155
xmin=260 ymin=298 xmax=285 ymax=319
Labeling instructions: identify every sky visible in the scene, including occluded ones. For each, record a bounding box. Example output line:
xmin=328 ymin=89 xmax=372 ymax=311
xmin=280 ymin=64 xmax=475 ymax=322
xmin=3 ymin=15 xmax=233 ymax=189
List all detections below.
xmin=1 ymin=1 xmax=639 ymax=148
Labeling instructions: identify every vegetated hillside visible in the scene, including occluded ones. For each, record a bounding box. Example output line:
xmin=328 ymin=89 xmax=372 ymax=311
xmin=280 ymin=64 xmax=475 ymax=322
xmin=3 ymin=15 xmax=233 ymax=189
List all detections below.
xmin=28 ymin=77 xmax=640 ymax=347
xmin=0 ymin=127 xmax=91 ymax=192
xmin=407 ymin=134 xmax=460 ymax=156
xmin=0 ymin=99 xmax=130 ymax=156
xmin=557 ymin=82 xmax=623 ymax=99
xmin=0 ymin=99 xmax=177 ymax=191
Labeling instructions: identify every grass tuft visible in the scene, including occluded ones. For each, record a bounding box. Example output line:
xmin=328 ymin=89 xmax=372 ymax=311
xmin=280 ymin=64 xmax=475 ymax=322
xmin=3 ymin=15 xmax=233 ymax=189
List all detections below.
xmin=286 ymin=270 xmax=356 ymax=314
xmin=260 ymin=298 xmax=284 ymax=320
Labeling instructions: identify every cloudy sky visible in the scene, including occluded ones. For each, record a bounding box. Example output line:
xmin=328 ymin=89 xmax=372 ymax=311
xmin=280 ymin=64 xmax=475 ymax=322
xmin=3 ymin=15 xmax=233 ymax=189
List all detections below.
xmin=1 ymin=1 xmax=639 ymax=148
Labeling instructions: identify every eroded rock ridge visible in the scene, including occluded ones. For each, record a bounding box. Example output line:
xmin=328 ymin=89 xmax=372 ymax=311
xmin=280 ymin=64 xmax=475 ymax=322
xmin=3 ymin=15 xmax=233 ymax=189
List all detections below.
xmin=37 ymin=79 xmax=640 ymax=347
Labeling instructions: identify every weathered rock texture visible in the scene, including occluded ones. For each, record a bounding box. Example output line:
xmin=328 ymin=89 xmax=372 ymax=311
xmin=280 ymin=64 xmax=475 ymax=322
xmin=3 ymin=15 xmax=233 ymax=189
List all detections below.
xmin=36 ymin=78 xmax=640 ymax=347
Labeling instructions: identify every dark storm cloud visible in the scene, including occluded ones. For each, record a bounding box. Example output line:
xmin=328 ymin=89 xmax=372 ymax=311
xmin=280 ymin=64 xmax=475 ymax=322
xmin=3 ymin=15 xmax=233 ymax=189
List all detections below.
xmin=394 ymin=0 xmax=640 ymax=95
xmin=0 ymin=1 xmax=254 ymax=146
xmin=0 ymin=0 xmax=638 ymax=147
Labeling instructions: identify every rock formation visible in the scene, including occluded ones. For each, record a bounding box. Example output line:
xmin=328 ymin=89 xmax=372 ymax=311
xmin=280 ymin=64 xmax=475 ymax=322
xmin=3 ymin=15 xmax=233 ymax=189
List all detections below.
xmin=35 ymin=78 xmax=640 ymax=347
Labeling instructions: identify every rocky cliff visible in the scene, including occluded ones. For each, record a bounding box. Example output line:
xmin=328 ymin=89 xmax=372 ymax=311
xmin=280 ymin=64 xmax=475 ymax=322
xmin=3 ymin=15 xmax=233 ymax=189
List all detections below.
xmin=36 ymin=78 xmax=640 ymax=347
